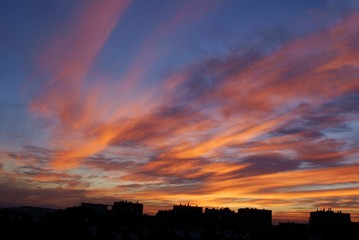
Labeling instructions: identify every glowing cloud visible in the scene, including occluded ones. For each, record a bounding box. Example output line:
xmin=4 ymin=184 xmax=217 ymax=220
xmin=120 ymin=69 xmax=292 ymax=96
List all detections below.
xmin=1 ymin=1 xmax=359 ymax=222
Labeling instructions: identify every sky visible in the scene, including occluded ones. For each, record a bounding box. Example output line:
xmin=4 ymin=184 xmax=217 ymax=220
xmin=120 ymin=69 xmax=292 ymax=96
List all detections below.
xmin=1 ymin=0 xmax=359 ymax=222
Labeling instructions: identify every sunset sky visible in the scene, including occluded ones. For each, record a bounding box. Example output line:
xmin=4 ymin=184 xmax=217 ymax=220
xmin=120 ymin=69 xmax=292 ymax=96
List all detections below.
xmin=1 ymin=0 xmax=359 ymax=222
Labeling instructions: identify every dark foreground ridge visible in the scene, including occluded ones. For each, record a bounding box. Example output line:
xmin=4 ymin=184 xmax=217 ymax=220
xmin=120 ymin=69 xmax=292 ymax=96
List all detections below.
xmin=1 ymin=202 xmax=358 ymax=240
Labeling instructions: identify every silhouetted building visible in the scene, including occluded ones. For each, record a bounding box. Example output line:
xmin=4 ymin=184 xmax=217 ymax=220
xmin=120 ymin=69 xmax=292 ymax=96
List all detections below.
xmin=6 ymin=206 xmax=56 ymax=223
xmin=156 ymin=204 xmax=203 ymax=228
xmin=238 ymin=208 xmax=272 ymax=231
xmin=204 ymin=207 xmax=237 ymax=229
xmin=112 ymin=201 xmax=143 ymax=217
xmin=309 ymin=208 xmax=351 ymax=229
xmin=173 ymin=203 xmax=203 ymax=216
xmin=80 ymin=202 xmax=108 ymax=217
xmin=205 ymin=207 xmax=234 ymax=215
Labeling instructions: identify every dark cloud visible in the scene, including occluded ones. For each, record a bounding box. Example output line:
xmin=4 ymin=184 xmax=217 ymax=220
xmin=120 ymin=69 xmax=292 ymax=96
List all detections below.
xmin=85 ymin=154 xmax=138 ymax=171
xmin=168 ymin=50 xmax=263 ymax=111
xmin=319 ymin=91 xmax=359 ymax=115
xmin=272 ymin=127 xmax=325 ymax=139
xmin=238 ymin=154 xmax=300 ymax=177
xmin=3 ymin=145 xmax=90 ymax=188
xmin=310 ymin=195 xmax=359 ymax=209
xmin=302 ymin=114 xmax=351 ymax=133
xmin=17 ymin=165 xmax=49 ymax=175
xmin=0 ymin=180 xmax=87 ymax=209
xmin=7 ymin=145 xmax=55 ymax=165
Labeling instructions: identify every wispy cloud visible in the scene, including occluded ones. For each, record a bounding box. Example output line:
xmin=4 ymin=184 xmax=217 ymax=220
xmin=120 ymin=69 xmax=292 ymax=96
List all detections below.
xmin=29 ymin=0 xmax=131 ymax=168
xmin=6 ymin=2 xmax=358 ymax=220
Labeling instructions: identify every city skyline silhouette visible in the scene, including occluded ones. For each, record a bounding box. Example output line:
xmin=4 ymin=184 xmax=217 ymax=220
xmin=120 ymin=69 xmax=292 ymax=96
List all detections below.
xmin=1 ymin=201 xmax=358 ymax=239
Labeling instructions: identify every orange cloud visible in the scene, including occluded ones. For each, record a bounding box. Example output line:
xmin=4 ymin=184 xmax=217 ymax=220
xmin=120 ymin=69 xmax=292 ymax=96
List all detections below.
xmin=21 ymin=6 xmax=359 ymax=220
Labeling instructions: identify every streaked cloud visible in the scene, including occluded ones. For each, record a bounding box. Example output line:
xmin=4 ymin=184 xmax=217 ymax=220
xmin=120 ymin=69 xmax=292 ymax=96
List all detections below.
xmin=1 ymin=1 xmax=359 ymax=222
